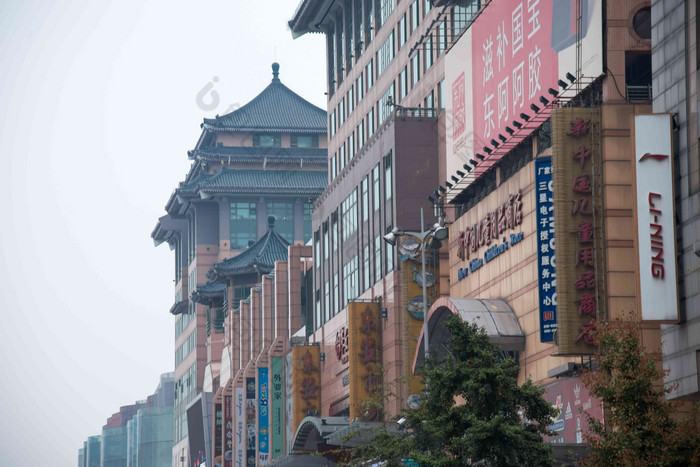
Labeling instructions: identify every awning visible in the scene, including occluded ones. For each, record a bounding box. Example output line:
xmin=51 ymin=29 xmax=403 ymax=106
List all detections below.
xmin=414 ymin=298 xmax=525 ymax=370
xmin=291 ymin=416 xmax=349 ymax=453
xmin=325 ymin=420 xmax=401 ymax=447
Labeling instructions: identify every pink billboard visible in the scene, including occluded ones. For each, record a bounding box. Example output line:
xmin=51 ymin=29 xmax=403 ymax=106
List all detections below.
xmin=542 ymin=376 xmax=603 ymax=444
xmin=445 ymin=0 xmax=603 ymax=188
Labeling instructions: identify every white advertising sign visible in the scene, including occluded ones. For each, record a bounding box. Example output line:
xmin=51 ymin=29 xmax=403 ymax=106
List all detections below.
xmin=445 ymin=0 xmax=604 ymax=187
xmin=634 ymin=114 xmax=679 ymax=321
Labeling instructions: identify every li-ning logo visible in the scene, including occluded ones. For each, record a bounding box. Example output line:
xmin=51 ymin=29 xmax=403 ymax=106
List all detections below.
xmin=639 ymin=153 xmax=669 ymax=162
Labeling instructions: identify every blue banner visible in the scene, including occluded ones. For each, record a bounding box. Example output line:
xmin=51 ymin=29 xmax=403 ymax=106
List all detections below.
xmin=258 ymin=367 xmax=269 ymax=464
xmin=535 ymin=157 xmax=557 ymax=342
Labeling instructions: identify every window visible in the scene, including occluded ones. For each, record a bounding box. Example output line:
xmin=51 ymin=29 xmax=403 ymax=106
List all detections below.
xmin=438 ymin=79 xmax=445 ymax=111
xmin=364 ymin=0 xmax=374 ymax=45
xmin=384 ymin=152 xmax=393 ymax=201
xmin=372 ymin=163 xmax=381 ymax=212
xmin=253 ymin=133 xmax=281 ymax=147
xmin=367 ymin=108 xmax=375 ymax=138
xmin=376 ymin=30 xmax=395 ymax=78
xmin=333 ymin=272 xmax=339 ymax=316
xmin=437 ymin=19 xmax=447 ymax=55
xmin=347 ymin=85 xmax=355 ymax=115
xmin=341 ymin=189 xmax=358 ymax=242
xmin=363 ymin=244 xmax=371 ymax=291
xmin=424 ymin=0 xmax=431 ymax=15
xmin=357 ymin=120 xmax=365 ymax=149
xmin=324 ymin=279 xmax=330 ymax=322
xmin=348 ymin=132 xmax=356 ymax=160
xmin=356 ymin=73 xmax=364 ymax=103
xmin=291 ymin=134 xmax=319 ymax=148
xmin=410 ymin=1 xmax=419 ymax=33
xmin=314 ymin=230 xmax=321 ymax=268
xmin=323 ymin=222 xmax=329 ymax=260
xmin=230 ymin=202 xmax=257 ymax=249
xmin=330 ymin=154 xmax=337 ymax=181
xmin=374 ymin=235 xmax=383 ymax=282
xmin=339 ymin=143 xmax=346 ymax=172
xmin=399 ymin=66 xmax=408 ymax=101
xmin=329 ymin=110 xmax=336 ymax=137
xmin=378 ymin=82 xmax=396 ymax=125
xmin=338 ymin=97 xmax=346 ymax=127
xmin=315 ymin=291 xmax=322 ymax=330
xmin=378 ymin=0 xmax=394 ymax=29
xmin=385 ymin=226 xmax=395 ymax=274
xmin=354 ymin=0 xmax=363 ymax=59
xmin=453 ymin=2 xmax=480 ymax=38
xmin=424 ymin=35 xmax=433 ymax=70
xmin=303 ymin=203 xmax=313 ymax=243
xmin=361 ymin=176 xmax=369 ymax=223
xmin=267 ymin=202 xmax=294 ymax=242
xmin=398 ymin=13 xmax=407 ymax=48
xmin=332 ymin=212 xmax=339 ymax=253
xmin=343 ymin=255 xmax=359 ymax=305
xmin=411 ymin=53 xmax=420 ymax=86
xmin=366 ymin=59 xmax=374 ymax=90
xmin=425 ymin=90 xmax=435 ymax=111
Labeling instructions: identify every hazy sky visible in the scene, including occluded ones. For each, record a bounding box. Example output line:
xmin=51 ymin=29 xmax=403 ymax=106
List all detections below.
xmin=0 ymin=1 xmax=325 ymax=464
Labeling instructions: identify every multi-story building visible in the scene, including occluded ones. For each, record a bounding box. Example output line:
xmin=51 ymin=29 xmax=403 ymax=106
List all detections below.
xmin=152 ymin=63 xmax=328 ymax=466
xmin=652 ymin=0 xmax=700 ymax=406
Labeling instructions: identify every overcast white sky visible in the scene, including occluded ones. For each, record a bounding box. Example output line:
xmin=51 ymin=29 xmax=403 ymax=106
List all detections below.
xmin=0 ymin=1 xmax=325 ymax=464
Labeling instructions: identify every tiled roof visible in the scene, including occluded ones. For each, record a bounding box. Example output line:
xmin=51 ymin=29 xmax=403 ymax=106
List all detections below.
xmin=202 ymin=63 xmax=326 ymax=133
xmin=208 ymin=216 xmax=290 ymax=279
xmin=197 ymin=168 xmax=327 ymax=196
xmin=191 ymin=146 xmax=328 ymax=164
xmin=190 ymin=281 xmax=227 ymax=305
xmin=169 ymin=299 xmax=187 ymax=316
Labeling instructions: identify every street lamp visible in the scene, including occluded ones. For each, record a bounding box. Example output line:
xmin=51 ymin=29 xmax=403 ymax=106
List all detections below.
xmin=383 ymin=207 xmax=447 ymax=360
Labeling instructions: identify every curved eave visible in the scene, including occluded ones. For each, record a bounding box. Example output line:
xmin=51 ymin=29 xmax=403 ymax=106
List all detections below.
xmin=170 ymin=300 xmax=188 ymax=316
xmin=201 ymin=124 xmax=326 ymax=133
xmin=211 ymin=263 xmax=274 ymax=280
xmin=200 ymin=187 xmax=325 ymax=197
xmin=288 ymin=0 xmax=335 ymax=38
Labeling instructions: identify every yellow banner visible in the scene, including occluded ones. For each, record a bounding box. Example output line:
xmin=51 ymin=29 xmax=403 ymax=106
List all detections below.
xmin=348 ymin=302 xmax=382 ymax=421
xmin=291 ymin=345 xmax=321 ymax=434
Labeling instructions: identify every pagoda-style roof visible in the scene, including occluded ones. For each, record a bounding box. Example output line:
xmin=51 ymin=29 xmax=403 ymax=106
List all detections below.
xmin=190 ymin=281 xmax=227 ymax=305
xmin=208 ymin=216 xmax=290 ymax=280
xmin=289 ymin=0 xmax=336 ymax=38
xmin=151 ymin=214 xmax=188 ymax=247
xmin=169 ymin=299 xmax=188 ymax=316
xmin=201 ymin=63 xmax=326 ymax=133
xmin=190 ymin=146 xmax=328 ymax=165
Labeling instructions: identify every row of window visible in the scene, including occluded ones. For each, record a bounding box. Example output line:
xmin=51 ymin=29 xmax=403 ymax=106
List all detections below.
xmin=229 ymin=201 xmax=313 ymax=249
xmin=250 ymin=133 xmax=319 ymax=148
xmin=174 ymin=362 xmax=196 ymax=441
xmin=313 ymin=152 xmax=394 ymax=330
xmin=175 ymin=307 xmax=194 ymax=338
xmin=175 ymin=328 xmax=196 ymax=368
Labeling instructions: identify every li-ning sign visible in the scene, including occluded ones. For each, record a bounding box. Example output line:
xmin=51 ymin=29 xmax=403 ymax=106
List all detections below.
xmin=456 ymin=192 xmax=524 ymax=281
xmin=634 ymin=114 xmax=679 ymax=322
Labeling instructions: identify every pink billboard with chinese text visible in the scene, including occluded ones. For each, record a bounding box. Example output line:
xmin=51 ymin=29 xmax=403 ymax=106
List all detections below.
xmin=445 ymin=0 xmax=603 ymax=185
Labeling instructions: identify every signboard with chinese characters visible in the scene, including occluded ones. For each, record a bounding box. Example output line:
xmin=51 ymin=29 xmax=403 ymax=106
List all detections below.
xmin=258 ymin=368 xmax=269 ymax=465
xmin=552 ymin=108 xmax=602 ymax=355
xmin=245 ymin=377 xmax=256 ymax=467
xmin=633 ymin=114 xmax=679 ymax=322
xmin=214 ymin=402 xmax=223 ymax=463
xmin=234 ymin=386 xmax=244 ymax=467
xmin=535 ymin=157 xmax=557 ymax=341
xmin=348 ymin=302 xmax=382 ymax=421
xmin=291 ymin=345 xmax=321 ymax=434
xmin=224 ymin=395 xmax=232 ymax=467
xmin=284 ymin=352 xmax=294 ymax=455
xmin=270 ymin=357 xmax=284 ymax=459
xmin=445 ymin=0 xmax=603 ymax=183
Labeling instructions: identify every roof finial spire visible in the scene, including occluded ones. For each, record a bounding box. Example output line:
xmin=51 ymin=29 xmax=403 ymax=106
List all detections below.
xmin=272 ymin=62 xmax=280 ymax=82
xmin=268 ymin=215 xmax=276 ymax=228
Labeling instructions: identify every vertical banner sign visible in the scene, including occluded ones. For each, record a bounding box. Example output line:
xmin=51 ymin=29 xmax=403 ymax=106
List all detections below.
xmin=552 ymin=108 xmax=601 ymax=354
xmin=634 ymin=114 xmax=679 ymax=321
xmin=348 ymin=302 xmax=382 ymax=421
xmin=224 ymin=395 xmax=233 ymax=467
xmin=234 ymin=386 xmax=244 ymax=467
xmin=284 ymin=353 xmax=294 ymax=455
xmin=535 ymin=157 xmax=557 ymax=341
xmin=215 ymin=402 xmax=223 ymax=463
xmin=245 ymin=377 xmax=256 ymax=467
xmin=270 ymin=357 xmax=284 ymax=459
xmin=291 ymin=346 xmax=321 ymax=434
xmin=258 ymin=368 xmax=269 ymax=465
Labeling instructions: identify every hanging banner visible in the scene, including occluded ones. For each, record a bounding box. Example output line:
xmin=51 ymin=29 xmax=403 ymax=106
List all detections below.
xmin=348 ymin=302 xmax=382 ymax=421
xmin=535 ymin=157 xmax=557 ymax=341
xmin=292 ymin=345 xmax=321 ymax=434
xmin=234 ymin=386 xmax=244 ymax=467
xmin=271 ymin=357 xmax=285 ymax=459
xmin=224 ymin=395 xmax=232 ymax=467
xmin=245 ymin=377 xmax=256 ymax=467
xmin=633 ymin=114 xmax=679 ymax=321
xmin=258 ymin=368 xmax=269 ymax=465
xmin=445 ymin=0 xmax=604 ymax=183
xmin=552 ymin=108 xmax=602 ymax=354
xmin=285 ymin=352 xmax=294 ymax=455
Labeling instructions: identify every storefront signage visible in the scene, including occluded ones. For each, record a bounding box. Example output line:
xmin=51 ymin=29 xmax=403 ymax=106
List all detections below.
xmin=234 ymin=386 xmax=244 ymax=467
xmin=245 ymin=377 xmax=256 ymax=467
xmin=445 ymin=0 xmax=604 ymax=184
xmin=535 ymin=157 xmax=557 ymax=342
xmin=552 ymin=108 xmax=602 ymax=354
xmin=270 ymin=357 xmax=284 ymax=460
xmin=335 ymin=326 xmax=349 ymax=363
xmin=291 ymin=346 xmax=321 ymax=434
xmin=258 ymin=368 xmax=269 ymax=465
xmin=214 ymin=402 xmax=223 ymax=463
xmin=634 ymin=114 xmax=679 ymax=321
xmin=348 ymin=302 xmax=382 ymax=421
xmin=224 ymin=395 xmax=232 ymax=467
xmin=457 ymin=233 xmax=525 ymax=281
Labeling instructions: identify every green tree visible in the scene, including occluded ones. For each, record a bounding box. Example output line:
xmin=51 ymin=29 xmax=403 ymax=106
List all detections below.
xmin=581 ymin=319 xmax=700 ymax=466
xmin=348 ymin=314 xmax=557 ymax=466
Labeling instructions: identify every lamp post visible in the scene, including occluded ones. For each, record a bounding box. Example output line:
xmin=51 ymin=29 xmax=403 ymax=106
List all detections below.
xmin=383 ymin=207 xmax=448 ymax=359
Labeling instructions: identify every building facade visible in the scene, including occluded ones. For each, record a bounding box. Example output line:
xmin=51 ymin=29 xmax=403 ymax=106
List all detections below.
xmin=152 ymin=64 xmax=328 ymax=466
